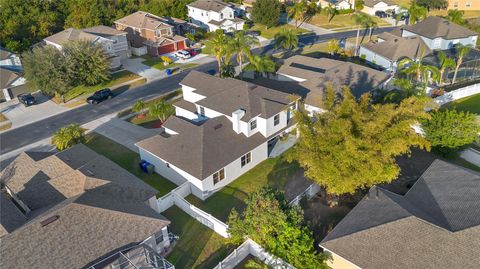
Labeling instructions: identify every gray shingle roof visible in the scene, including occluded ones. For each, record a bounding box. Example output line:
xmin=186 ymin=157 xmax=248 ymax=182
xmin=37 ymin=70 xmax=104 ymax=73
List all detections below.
xmin=403 ymin=16 xmax=478 ymax=40
xmin=180 ymin=71 xmax=294 ymax=121
xmin=43 ymin=28 xmax=99 ymax=46
xmin=114 ymin=11 xmax=173 ymax=31
xmin=363 ymin=0 xmax=396 ymax=7
xmin=0 ymin=192 xmax=26 ymax=237
xmin=321 ymin=159 xmax=480 ymax=269
xmin=0 ymin=68 xmax=19 ymax=89
xmin=188 ymin=0 xmax=231 ymax=12
xmin=83 ymin=25 xmax=126 ymax=37
xmin=362 ymin=32 xmax=432 ymax=61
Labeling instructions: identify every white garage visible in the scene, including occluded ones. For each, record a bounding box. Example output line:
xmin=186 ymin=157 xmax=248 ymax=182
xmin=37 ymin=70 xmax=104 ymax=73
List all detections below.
xmin=362 ymin=0 xmax=399 ymax=15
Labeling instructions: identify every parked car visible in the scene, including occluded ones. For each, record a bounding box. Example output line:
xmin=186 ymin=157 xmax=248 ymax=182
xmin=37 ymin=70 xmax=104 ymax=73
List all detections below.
xmin=375 ymin=11 xmax=388 ymax=18
xmin=17 ymin=93 xmax=36 ymax=106
xmin=86 ymin=88 xmax=113 ymax=104
xmin=175 ymin=50 xmax=191 ymax=59
xmin=247 ymin=30 xmax=260 ymax=37
xmin=185 ymin=48 xmax=198 ymax=57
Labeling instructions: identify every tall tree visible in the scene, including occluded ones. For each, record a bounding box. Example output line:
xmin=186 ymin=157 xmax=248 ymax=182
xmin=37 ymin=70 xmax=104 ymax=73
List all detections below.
xmin=382 ymin=78 xmax=424 ymax=103
xmin=148 ymin=101 xmax=175 ymax=123
xmin=355 ymin=0 xmax=364 ymax=13
xmin=244 ymin=55 xmax=276 ymax=77
xmin=437 ymin=51 xmax=456 ymax=85
xmin=326 ymin=39 xmax=341 ymax=55
xmin=452 ymin=44 xmax=472 ymax=84
xmin=228 ymin=188 xmax=330 ymax=269
xmin=22 ymin=46 xmax=72 ymax=98
xmin=51 ymin=124 xmax=86 ymax=150
xmin=367 ymin=16 xmax=378 ymax=41
xmin=64 ymin=40 xmax=110 ymax=86
xmin=446 ymin=9 xmax=465 ymax=25
xmin=274 ymin=28 xmax=299 ymax=51
xmin=416 ymin=0 xmax=448 ymax=10
xmin=408 ymin=1 xmax=428 ymax=24
xmin=288 ymin=87 xmax=431 ymax=195
xmin=205 ymin=30 xmax=234 ymax=76
xmin=398 ymin=51 xmax=440 ymax=88
xmin=422 ymin=109 xmax=480 ymax=155
xmin=324 ymin=4 xmax=339 ymax=24
xmin=352 ymin=12 xmax=369 ymax=56
xmin=231 ymin=31 xmax=260 ymax=74
xmin=288 ymin=0 xmax=321 ymax=28
xmin=251 ymin=0 xmax=282 ymax=28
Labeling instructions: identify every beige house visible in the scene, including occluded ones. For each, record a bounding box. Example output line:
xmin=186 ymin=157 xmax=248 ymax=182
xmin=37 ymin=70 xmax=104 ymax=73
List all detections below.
xmin=448 ymin=0 xmax=480 ymax=10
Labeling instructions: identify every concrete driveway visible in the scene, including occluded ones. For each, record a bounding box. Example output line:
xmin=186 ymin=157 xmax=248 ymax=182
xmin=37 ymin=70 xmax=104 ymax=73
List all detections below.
xmin=121 ymin=58 xmax=165 ymax=81
xmin=0 ymin=92 xmax=68 ymax=131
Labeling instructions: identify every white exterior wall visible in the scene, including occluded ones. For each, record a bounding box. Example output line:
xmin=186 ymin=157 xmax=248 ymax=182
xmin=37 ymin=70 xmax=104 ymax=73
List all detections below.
xmin=181 ymin=85 xmax=206 ymax=103
xmin=201 ymin=141 xmax=268 ymax=192
xmin=362 ymin=2 xmax=399 ymax=15
xmin=402 ymin=29 xmax=477 ymax=50
xmin=175 ymin=106 xmax=197 ymax=120
xmin=359 ymin=46 xmax=393 ymax=70
xmin=264 ymin=110 xmax=290 ymax=137
xmin=188 ymin=5 xmax=235 ymax=31
xmin=277 ymin=73 xmax=306 ymax=82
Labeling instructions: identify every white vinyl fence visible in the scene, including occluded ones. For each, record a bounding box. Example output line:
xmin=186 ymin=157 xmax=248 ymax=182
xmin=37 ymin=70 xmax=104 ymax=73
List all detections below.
xmin=460 ymin=148 xmax=480 ymax=167
xmin=214 ymin=239 xmax=296 ymax=269
xmin=289 ymin=183 xmax=321 ymax=206
xmin=157 ymin=182 xmax=230 ymax=238
xmin=434 ymin=83 xmax=480 ymax=106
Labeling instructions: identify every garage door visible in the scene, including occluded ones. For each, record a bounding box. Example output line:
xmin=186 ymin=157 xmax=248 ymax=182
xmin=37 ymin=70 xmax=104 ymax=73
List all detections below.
xmin=158 ymin=44 xmax=175 ymax=55
xmin=177 ymin=41 xmax=186 ymax=50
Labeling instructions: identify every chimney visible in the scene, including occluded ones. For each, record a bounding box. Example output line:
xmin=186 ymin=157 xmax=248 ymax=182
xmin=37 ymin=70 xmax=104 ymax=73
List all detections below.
xmin=231 ymin=109 xmax=245 ymax=134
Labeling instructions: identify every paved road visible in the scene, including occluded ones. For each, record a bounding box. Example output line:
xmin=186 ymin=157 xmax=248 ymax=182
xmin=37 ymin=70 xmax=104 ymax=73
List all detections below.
xmin=0 ymin=27 xmax=395 ymax=156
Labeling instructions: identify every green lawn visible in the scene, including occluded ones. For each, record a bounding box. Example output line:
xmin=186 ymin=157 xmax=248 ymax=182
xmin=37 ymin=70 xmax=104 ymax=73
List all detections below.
xmin=186 ymin=153 xmax=300 ymax=222
xmin=444 ymin=93 xmax=480 ymax=115
xmin=250 ymin=23 xmax=309 ymax=39
xmin=65 ymin=70 xmax=140 ymax=101
xmin=163 ymin=206 xmax=233 ymax=269
xmin=141 ymin=55 xmax=198 ymax=71
xmin=84 ymin=133 xmax=177 ymax=197
xmin=309 ymin=12 xmax=390 ymax=30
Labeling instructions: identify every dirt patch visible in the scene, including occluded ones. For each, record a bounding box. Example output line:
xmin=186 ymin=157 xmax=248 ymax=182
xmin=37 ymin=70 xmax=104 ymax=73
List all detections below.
xmin=284 ymin=169 xmax=313 ymax=201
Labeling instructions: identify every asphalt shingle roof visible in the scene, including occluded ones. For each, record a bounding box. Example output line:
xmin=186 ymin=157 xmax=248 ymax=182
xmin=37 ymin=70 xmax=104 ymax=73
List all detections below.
xmin=403 ymin=16 xmax=478 ymax=40
xmin=188 ymin=0 xmax=231 ymax=12
xmin=321 ymin=159 xmax=480 ymax=269
xmin=362 ymin=32 xmax=432 ymax=61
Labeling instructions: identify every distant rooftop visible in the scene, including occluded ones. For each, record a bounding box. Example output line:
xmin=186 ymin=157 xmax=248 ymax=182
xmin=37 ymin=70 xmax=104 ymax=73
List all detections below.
xmin=403 ymin=16 xmax=478 ymax=40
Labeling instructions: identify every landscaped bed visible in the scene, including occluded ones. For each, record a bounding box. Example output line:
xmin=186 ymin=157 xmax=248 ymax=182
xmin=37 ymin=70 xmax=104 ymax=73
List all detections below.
xmin=185 ymin=152 xmax=303 ymax=222
xmin=162 ymin=206 xmax=233 ymax=269
xmin=64 ymin=70 xmax=141 ymax=102
xmin=84 ymin=132 xmax=177 ymax=197
xmin=250 ymin=23 xmax=310 ymax=39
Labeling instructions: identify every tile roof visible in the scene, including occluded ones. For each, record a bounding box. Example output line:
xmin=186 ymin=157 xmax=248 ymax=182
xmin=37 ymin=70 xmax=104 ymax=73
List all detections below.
xmin=114 ymin=11 xmax=173 ymax=31
xmin=321 ymin=159 xmax=480 ymax=269
xmin=43 ymin=28 xmax=99 ymax=46
xmin=362 ymin=32 xmax=432 ymax=61
xmin=403 ymin=16 xmax=478 ymax=40
xmin=180 ymin=71 xmax=294 ymax=121
xmin=277 ymin=55 xmax=389 ymax=106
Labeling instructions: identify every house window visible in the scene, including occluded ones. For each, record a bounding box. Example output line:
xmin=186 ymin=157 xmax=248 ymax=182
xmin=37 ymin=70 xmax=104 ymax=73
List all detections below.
xmin=199 ymin=106 xmax=205 ymax=116
xmin=241 ymin=152 xmax=251 ymax=167
xmin=274 ymin=114 xmax=280 ymax=126
xmin=250 ymin=119 xmax=257 ymax=130
xmin=213 ymin=168 xmax=225 ymax=184
xmin=454 ymin=1 xmax=458 ymax=7
xmin=221 ymin=13 xmax=224 ymax=19
xmin=166 ymin=163 xmax=170 ymax=168
xmin=466 ymin=1 xmax=471 ymax=7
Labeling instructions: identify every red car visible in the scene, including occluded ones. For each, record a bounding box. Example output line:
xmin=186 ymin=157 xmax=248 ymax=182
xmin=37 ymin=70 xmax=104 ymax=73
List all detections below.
xmin=185 ymin=48 xmax=198 ymax=57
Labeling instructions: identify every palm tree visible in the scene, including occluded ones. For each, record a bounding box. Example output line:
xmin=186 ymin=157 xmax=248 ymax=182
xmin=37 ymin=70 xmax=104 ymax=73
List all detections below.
xmin=132 ymin=100 xmax=147 ymax=118
xmin=398 ymin=53 xmax=440 ymax=88
xmin=447 ymin=9 xmax=464 ymax=25
xmin=437 ymin=51 xmax=455 ymax=85
xmin=352 ymin=13 xmax=369 ymax=56
xmin=354 ymin=0 xmax=364 ymax=13
xmin=274 ymin=28 xmax=299 ymax=51
xmin=383 ymin=78 xmax=424 ymax=103
xmin=367 ymin=17 xmax=378 ymax=41
xmin=51 ymin=124 xmax=85 ymax=150
xmin=288 ymin=0 xmax=307 ymax=28
xmin=231 ymin=31 xmax=259 ymax=74
xmin=220 ymin=63 xmax=235 ymax=78
xmin=148 ymin=101 xmax=174 ymax=124
xmin=452 ymin=44 xmax=472 ymax=84
xmin=244 ymin=55 xmax=276 ymax=78
xmin=327 ymin=39 xmax=341 ymax=55
xmin=408 ymin=1 xmax=427 ymax=25
xmin=324 ymin=4 xmax=339 ymax=24
xmin=205 ymin=30 xmax=233 ymax=75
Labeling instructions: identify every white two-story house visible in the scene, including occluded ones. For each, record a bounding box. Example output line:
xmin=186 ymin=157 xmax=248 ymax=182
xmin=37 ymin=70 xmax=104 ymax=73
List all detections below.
xmin=136 ymin=71 xmax=298 ymax=200
xmin=187 ymin=0 xmax=245 ymax=32
xmin=400 ymin=16 xmax=478 ymax=50
xmin=43 ymin=27 xmax=129 ymax=69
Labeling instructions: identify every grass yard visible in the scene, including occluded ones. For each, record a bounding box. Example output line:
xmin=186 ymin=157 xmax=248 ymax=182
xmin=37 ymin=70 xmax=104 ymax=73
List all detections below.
xmin=429 ymin=10 xmax=480 ymax=19
xmin=163 ymin=206 xmax=233 ymax=269
xmin=250 ymin=23 xmax=309 ymax=39
xmin=309 ymin=12 xmax=390 ymax=30
xmin=392 ymin=0 xmax=411 ymax=8
xmin=84 ymin=133 xmax=177 ymax=197
xmin=185 ymin=152 xmax=300 ymax=222
xmin=64 ymin=70 xmax=140 ymax=102
xmin=0 ymin=113 xmax=8 ymax=122
xmin=443 ymin=93 xmax=480 ymax=115
xmin=299 ymin=35 xmax=378 ymax=56
xmin=141 ymin=55 xmax=198 ymax=71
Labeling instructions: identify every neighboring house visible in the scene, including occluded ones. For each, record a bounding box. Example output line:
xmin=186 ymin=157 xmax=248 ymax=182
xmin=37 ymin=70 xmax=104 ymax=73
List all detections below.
xmin=0 ymin=144 xmax=174 ymax=268
xmin=448 ymin=0 xmax=480 ymax=10
xmin=0 ymin=47 xmax=22 ymax=72
xmin=273 ymin=55 xmax=390 ymax=114
xmin=115 ymin=11 xmax=188 ymax=57
xmin=362 ymin=0 xmax=399 ymax=15
xmin=0 ymin=47 xmax=26 ymax=101
xmin=136 ymin=70 xmax=299 ymax=200
xmin=187 ymin=0 xmax=245 ymax=32
xmin=318 ymin=0 xmax=355 ymax=10
xmin=320 ymin=159 xmax=480 ymax=269
xmin=359 ymin=31 xmax=432 ymax=71
xmin=43 ymin=27 xmax=127 ymax=69
xmin=400 ymin=16 xmax=478 ymax=50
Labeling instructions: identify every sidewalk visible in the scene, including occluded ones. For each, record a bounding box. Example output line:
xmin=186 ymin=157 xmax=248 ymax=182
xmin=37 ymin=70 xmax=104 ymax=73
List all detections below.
xmin=288 ymin=20 xmax=333 ymax=35
xmin=122 ymin=57 xmax=165 ymax=81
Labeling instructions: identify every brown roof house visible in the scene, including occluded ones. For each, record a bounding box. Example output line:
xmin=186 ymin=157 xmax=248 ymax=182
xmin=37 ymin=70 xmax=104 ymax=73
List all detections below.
xmin=272 ymin=55 xmax=390 ymax=114
xmin=136 ymin=70 xmax=299 ymax=200
xmin=400 ymin=16 xmax=478 ymax=50
xmin=115 ymin=11 xmax=188 ymax=57
xmin=0 ymin=144 xmax=174 ymax=269
xmin=320 ymin=159 xmax=480 ymax=269
xmin=359 ymin=31 xmax=432 ymax=71
xmin=43 ymin=26 xmax=129 ymax=69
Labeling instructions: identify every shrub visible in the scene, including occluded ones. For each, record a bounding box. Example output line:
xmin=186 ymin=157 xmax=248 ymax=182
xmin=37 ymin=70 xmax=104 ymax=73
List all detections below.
xmin=51 ymin=124 xmax=86 ymax=150
xmin=161 ymin=56 xmax=173 ymax=65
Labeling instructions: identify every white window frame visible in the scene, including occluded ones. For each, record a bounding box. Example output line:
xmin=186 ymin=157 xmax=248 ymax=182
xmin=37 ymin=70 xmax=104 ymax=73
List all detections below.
xmin=241 ymin=152 xmax=251 ymax=167
xmin=273 ymin=114 xmax=280 ymax=126
xmin=250 ymin=119 xmax=257 ymax=130
xmin=213 ymin=168 xmax=225 ymax=185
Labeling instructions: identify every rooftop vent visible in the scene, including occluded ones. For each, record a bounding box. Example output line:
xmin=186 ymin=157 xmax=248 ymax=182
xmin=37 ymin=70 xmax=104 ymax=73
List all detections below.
xmin=86 ymin=169 xmax=94 ymax=176
xmin=214 ymin=124 xmax=223 ymax=130
xmin=40 ymin=215 xmax=59 ymax=227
